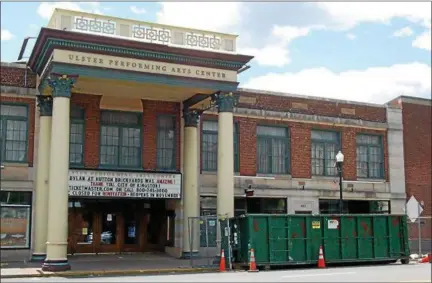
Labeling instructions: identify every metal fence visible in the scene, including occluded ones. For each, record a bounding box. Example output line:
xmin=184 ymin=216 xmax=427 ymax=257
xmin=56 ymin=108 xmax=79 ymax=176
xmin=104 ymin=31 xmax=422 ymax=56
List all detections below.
xmin=186 ymin=215 xmax=232 ymax=268
xmin=407 ymin=216 xmax=432 ymax=255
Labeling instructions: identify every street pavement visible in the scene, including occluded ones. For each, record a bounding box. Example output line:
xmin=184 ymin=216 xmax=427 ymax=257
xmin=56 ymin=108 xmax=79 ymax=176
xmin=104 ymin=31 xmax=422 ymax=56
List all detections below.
xmin=2 ymin=263 xmax=431 ymax=282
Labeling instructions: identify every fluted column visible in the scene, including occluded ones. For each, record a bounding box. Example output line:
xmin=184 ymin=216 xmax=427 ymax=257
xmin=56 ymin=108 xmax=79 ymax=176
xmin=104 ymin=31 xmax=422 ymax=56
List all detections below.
xmin=42 ymin=74 xmax=77 ymax=272
xmin=182 ymin=109 xmax=201 ymax=258
xmin=31 ymin=95 xmax=53 ymax=262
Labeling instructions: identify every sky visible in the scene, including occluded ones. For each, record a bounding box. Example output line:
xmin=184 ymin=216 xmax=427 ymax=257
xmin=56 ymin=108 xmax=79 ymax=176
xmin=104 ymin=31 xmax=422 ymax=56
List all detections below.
xmin=1 ymin=1 xmax=431 ymax=104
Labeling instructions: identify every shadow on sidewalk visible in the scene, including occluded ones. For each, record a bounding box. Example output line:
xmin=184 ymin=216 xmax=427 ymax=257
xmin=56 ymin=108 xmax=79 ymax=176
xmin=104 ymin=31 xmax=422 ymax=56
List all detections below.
xmin=2 ymin=252 xmax=214 ymax=272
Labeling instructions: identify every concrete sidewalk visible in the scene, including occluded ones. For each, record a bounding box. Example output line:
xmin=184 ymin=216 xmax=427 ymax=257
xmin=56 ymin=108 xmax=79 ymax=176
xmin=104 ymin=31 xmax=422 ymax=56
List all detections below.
xmin=1 ymin=253 xmax=218 ymax=279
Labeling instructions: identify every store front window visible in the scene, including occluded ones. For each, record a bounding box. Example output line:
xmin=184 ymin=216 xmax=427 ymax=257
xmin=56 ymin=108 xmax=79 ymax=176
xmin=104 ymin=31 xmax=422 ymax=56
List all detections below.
xmin=0 ymin=191 xmax=32 ymax=249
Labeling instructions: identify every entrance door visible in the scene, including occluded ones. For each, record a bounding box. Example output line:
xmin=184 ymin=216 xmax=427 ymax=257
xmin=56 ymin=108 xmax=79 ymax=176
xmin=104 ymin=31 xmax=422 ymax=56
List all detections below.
xmin=122 ymin=202 xmax=142 ymax=252
xmin=98 ymin=209 xmax=120 ymax=253
xmin=68 ymin=200 xmax=97 ymax=254
xmin=146 ymin=200 xmax=167 ymax=251
xmin=68 ymin=199 xmax=167 ymax=254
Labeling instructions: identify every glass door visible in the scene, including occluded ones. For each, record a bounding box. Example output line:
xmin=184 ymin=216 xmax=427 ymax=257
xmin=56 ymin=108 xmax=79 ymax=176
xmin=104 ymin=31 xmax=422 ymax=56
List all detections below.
xmin=123 ymin=207 xmax=140 ymax=252
xmin=99 ymin=211 xmax=119 ymax=253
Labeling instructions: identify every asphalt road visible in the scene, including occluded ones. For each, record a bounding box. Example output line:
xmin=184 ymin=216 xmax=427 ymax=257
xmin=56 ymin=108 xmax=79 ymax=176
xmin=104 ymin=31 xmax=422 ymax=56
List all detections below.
xmin=3 ymin=263 xmax=431 ymax=282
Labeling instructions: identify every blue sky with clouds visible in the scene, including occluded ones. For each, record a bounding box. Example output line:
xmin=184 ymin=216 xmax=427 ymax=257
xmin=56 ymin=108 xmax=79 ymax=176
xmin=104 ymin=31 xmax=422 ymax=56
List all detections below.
xmin=1 ymin=2 xmax=431 ymax=104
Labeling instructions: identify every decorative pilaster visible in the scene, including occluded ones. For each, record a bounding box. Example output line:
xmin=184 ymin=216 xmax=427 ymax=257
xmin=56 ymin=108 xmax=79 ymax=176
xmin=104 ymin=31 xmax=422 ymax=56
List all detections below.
xmin=31 ymin=95 xmax=53 ymax=262
xmin=182 ymin=109 xmax=201 ymax=258
xmin=42 ymin=74 xmax=77 ymax=272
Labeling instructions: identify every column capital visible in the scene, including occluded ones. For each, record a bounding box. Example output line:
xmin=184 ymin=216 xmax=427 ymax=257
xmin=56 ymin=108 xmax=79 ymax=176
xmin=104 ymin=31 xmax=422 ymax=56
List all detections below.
xmin=213 ymin=92 xmax=238 ymax=113
xmin=183 ymin=109 xmax=201 ymax=127
xmin=47 ymin=73 xmax=78 ymax=98
xmin=36 ymin=95 xmax=53 ymax=117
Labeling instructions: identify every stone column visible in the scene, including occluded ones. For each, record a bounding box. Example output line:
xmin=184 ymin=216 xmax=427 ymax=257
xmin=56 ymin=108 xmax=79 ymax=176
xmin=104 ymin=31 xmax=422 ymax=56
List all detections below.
xmin=42 ymin=74 xmax=77 ymax=272
xmin=31 ymin=95 xmax=53 ymax=262
xmin=182 ymin=109 xmax=201 ymax=258
xmin=216 ymin=92 xmax=236 ymax=219
xmin=215 ymin=93 xmax=236 ymax=259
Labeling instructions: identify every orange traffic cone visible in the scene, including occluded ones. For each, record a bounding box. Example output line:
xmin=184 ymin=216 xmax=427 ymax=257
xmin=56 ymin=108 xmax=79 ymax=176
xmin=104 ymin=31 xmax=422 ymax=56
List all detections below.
xmin=419 ymin=254 xmax=430 ymax=263
xmin=219 ymin=249 xmax=226 ymax=272
xmin=248 ymin=248 xmax=258 ymax=272
xmin=318 ymin=246 xmax=326 ymax=268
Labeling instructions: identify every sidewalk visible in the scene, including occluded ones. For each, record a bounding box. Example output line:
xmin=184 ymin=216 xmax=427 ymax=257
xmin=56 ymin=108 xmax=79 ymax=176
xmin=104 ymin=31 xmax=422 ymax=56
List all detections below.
xmin=1 ymin=253 xmax=218 ymax=279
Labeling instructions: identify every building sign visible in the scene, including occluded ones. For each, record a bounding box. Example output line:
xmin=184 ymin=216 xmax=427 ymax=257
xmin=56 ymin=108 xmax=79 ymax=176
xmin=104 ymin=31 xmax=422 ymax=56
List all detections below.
xmin=68 ymin=169 xmax=181 ymax=199
xmin=52 ymin=49 xmax=237 ymax=82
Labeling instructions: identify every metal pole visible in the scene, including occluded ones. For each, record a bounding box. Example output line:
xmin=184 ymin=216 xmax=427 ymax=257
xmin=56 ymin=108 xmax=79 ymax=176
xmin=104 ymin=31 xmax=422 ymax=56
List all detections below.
xmin=205 ymin=216 xmax=210 ymax=266
xmin=339 ymin=166 xmax=343 ymax=214
xmin=188 ymin=217 xmax=193 ymax=267
xmin=227 ymin=218 xmax=233 ymax=270
xmin=417 ymin=204 xmax=422 ymax=256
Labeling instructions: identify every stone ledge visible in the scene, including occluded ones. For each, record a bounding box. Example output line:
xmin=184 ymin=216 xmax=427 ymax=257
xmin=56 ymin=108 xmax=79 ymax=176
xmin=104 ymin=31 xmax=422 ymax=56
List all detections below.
xmin=206 ymin=107 xmax=387 ymax=129
xmin=238 ymin=87 xmax=387 ymax=109
xmin=1 ymin=86 xmax=38 ymax=97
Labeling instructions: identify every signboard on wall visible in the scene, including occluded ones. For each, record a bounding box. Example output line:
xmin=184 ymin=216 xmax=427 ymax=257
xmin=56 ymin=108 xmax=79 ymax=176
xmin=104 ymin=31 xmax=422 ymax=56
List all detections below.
xmin=52 ymin=50 xmax=238 ymax=82
xmin=68 ymin=170 xmax=181 ymax=199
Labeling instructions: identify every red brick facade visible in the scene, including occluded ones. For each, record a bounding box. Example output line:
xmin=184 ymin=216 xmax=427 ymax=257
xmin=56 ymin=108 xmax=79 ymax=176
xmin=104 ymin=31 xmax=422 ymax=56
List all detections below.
xmin=71 ymin=93 xmax=101 ymax=168
xmin=141 ymin=100 xmax=181 ymax=171
xmin=69 ymin=95 xmax=181 ymax=171
xmin=1 ymin=65 xmax=37 ymax=89
xmin=401 ymin=99 xmax=432 ymax=241
xmin=202 ymin=113 xmax=388 ymax=181
xmin=1 ymin=65 xmax=391 ymax=182
xmin=238 ymin=91 xmax=387 ymax=123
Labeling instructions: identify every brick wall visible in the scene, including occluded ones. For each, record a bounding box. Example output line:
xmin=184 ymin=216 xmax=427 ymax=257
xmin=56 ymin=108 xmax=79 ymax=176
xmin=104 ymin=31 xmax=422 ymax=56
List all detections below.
xmin=1 ymin=65 xmax=37 ymax=88
xmin=238 ymin=91 xmax=387 ymax=123
xmin=402 ymin=101 xmax=432 ymax=242
xmin=70 ymin=95 xmax=181 ymax=171
xmin=71 ymin=93 xmax=101 ymax=168
xmin=142 ymin=100 xmax=181 ymax=171
xmin=202 ymin=114 xmax=388 ymax=180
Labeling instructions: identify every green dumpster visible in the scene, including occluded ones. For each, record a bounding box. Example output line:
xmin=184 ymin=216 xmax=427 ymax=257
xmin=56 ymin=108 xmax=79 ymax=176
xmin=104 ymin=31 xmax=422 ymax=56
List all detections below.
xmin=229 ymin=214 xmax=410 ymax=267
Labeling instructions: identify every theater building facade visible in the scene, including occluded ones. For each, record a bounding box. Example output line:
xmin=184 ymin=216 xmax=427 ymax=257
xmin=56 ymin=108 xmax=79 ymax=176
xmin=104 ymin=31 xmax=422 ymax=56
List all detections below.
xmin=0 ymin=8 xmax=420 ymax=270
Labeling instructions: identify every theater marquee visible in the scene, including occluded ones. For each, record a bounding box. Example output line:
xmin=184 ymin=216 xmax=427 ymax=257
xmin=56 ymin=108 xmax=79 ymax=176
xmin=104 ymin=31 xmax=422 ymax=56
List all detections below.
xmin=68 ymin=169 xmax=182 ymax=199
xmin=51 ymin=49 xmax=237 ymax=82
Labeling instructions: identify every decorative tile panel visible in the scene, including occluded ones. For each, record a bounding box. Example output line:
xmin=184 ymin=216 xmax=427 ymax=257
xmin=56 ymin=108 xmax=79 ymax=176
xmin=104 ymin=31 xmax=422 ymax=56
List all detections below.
xmin=48 ymin=9 xmax=237 ymax=54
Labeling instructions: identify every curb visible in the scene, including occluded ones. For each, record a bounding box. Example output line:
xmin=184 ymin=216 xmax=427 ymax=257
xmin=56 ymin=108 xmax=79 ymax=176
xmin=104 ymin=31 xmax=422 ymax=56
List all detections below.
xmin=1 ymin=267 xmax=218 ymax=279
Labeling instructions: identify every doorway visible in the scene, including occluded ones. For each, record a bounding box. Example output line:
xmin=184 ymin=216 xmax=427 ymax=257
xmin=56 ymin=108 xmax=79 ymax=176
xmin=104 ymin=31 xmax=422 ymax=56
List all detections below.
xmin=68 ymin=199 xmax=168 ymax=254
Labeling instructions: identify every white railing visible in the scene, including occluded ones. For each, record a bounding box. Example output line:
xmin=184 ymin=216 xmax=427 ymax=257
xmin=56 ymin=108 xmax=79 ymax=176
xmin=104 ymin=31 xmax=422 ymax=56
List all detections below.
xmin=47 ymin=8 xmax=237 ymax=54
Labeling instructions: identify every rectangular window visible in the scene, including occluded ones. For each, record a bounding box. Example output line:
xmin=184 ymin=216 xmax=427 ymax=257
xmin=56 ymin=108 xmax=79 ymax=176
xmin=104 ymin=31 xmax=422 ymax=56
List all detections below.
xmin=156 ymin=115 xmax=176 ymax=170
xmin=70 ymin=106 xmax=85 ymax=166
xmin=201 ymin=121 xmax=218 ymax=171
xmin=100 ymin=111 xmax=141 ymax=168
xmin=256 ymin=126 xmax=289 ymax=174
xmin=0 ymin=191 xmax=32 ymax=249
xmin=356 ymin=134 xmax=384 ymax=179
xmin=311 ymin=130 xmax=340 ymax=176
xmin=0 ymin=104 xmax=28 ymax=163
xmin=201 ymin=120 xmax=239 ymax=172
